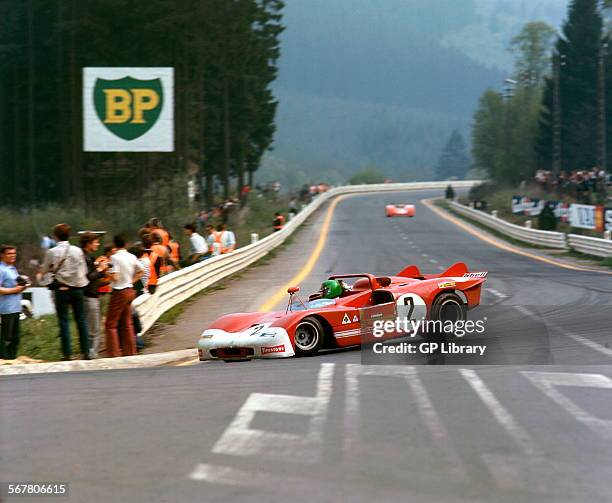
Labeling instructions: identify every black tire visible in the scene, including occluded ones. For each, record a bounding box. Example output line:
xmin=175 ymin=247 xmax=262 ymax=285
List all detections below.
xmin=423 ymin=292 xmax=466 ymax=341
xmin=294 ymin=317 xmax=325 ymax=356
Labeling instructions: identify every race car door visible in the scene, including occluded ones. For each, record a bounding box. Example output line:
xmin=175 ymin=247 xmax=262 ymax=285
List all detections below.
xmin=359 ymin=296 xmax=397 ymax=343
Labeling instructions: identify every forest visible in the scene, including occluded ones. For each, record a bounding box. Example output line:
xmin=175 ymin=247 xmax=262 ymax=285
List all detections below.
xmin=0 ymin=0 xmax=284 ymax=210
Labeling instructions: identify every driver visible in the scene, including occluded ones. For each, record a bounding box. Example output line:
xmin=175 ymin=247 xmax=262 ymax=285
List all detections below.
xmin=319 ymin=279 xmax=344 ymax=299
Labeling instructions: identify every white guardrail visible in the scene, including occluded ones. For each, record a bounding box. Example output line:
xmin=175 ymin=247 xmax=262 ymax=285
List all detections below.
xmin=448 ymin=201 xmax=567 ymax=249
xmin=449 ymin=201 xmax=612 ymax=258
xmin=134 ymin=180 xmax=480 ymax=333
xmin=567 ymin=234 xmax=612 ymax=258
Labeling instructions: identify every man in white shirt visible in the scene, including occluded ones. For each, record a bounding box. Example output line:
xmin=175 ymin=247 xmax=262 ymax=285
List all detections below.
xmin=42 ymin=223 xmax=90 ymax=360
xmin=183 ymin=223 xmax=208 ymax=265
xmin=216 ymin=224 xmax=236 ymax=253
xmin=104 ymin=234 xmax=144 ymax=357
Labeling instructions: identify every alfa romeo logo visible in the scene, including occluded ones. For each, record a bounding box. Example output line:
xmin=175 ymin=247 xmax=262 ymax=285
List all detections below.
xmin=93 ymin=76 xmax=164 ymax=141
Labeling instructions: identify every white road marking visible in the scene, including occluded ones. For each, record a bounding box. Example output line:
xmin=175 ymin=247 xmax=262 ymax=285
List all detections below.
xmin=421 ymin=253 xmax=429 ymax=258
xmin=562 ymin=332 xmax=612 ymax=358
xmin=460 ymin=369 xmax=541 ymax=458
xmin=211 ymin=363 xmax=335 ymax=463
xmin=189 ymin=463 xmax=309 ymax=489
xmin=429 ymin=258 xmax=438 ymax=264
xmin=513 ymin=305 xmax=533 ymax=317
xmin=522 ymin=371 xmax=612 ymax=439
xmin=487 ymin=288 xmax=508 ymax=299
xmin=345 ymin=364 xmax=467 ymax=481
xmin=514 ymin=306 xmax=612 ymax=360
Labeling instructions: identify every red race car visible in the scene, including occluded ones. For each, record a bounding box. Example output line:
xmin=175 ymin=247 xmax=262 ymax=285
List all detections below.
xmin=386 ymin=203 xmax=415 ymax=217
xmin=197 ymin=262 xmax=487 ymax=361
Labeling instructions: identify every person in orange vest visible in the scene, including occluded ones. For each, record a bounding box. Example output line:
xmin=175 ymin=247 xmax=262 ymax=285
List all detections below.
xmin=273 ymin=212 xmax=285 ymax=232
xmin=141 ymin=234 xmax=161 ymax=294
xmin=214 ymin=224 xmax=236 ymax=254
xmin=149 ymin=218 xmax=170 ymax=247
xmin=167 ymin=235 xmax=181 ymax=271
xmin=97 ymin=246 xmax=115 ymax=295
xmin=150 ymin=232 xmax=170 ymax=276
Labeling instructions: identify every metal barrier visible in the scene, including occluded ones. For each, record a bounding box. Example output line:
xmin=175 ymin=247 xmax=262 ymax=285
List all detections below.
xmin=567 ymin=234 xmax=612 ymax=258
xmin=449 ymin=201 xmax=567 ymax=249
xmin=134 ymin=180 xmax=480 ymax=333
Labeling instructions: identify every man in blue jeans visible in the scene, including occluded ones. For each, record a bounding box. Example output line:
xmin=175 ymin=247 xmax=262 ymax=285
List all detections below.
xmin=42 ymin=224 xmax=90 ymax=360
xmin=0 ymin=245 xmax=29 ymax=359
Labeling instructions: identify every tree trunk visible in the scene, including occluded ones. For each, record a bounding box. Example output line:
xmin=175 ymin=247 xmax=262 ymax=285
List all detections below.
xmin=222 ymin=75 xmax=231 ymax=200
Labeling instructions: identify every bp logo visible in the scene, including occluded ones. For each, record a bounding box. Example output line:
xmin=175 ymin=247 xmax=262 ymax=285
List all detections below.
xmin=83 ymin=67 xmax=174 ymax=152
xmin=94 ymin=77 xmax=163 ymax=140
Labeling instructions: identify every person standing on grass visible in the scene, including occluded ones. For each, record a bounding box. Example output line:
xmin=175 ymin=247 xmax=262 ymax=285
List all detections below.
xmin=105 ymin=234 xmax=144 ymax=358
xmin=42 ymin=224 xmax=90 ymax=361
xmin=0 ymin=245 xmax=29 ymax=360
xmin=80 ymin=232 xmax=109 ymax=359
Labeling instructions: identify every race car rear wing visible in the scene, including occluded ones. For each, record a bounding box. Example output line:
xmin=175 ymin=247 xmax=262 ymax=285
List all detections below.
xmin=397 ymin=262 xmax=487 ymax=280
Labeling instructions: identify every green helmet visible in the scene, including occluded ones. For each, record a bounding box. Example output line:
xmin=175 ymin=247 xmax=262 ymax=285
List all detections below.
xmin=320 ymin=279 xmax=343 ymax=299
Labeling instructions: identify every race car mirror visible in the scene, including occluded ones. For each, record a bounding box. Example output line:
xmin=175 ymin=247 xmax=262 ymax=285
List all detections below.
xmin=287 ymin=286 xmax=300 ymax=294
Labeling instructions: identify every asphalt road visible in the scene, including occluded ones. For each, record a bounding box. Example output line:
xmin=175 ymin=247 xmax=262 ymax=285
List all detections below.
xmin=2 ymin=190 xmax=612 ymax=503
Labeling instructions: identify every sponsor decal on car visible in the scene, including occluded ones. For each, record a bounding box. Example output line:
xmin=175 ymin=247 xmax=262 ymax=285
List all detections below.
xmin=463 ymin=272 xmax=488 ymax=278
xmin=261 ymin=344 xmax=285 ymax=355
xmin=438 ymin=281 xmax=456 ymax=288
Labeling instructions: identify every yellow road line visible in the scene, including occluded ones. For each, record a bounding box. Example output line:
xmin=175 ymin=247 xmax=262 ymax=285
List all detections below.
xmin=173 ymin=358 xmax=200 ymax=366
xmin=257 ymin=195 xmax=348 ymax=312
xmin=423 ymin=198 xmax=612 ymax=275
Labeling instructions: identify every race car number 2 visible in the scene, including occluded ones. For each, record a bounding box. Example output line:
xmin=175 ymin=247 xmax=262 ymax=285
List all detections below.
xmin=395 ymin=293 xmax=427 ymax=321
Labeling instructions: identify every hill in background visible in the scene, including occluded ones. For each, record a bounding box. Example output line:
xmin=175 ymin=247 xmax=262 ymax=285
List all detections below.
xmin=260 ymin=0 xmax=568 ymax=188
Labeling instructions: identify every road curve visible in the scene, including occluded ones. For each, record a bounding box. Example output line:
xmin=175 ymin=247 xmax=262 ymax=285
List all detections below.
xmin=2 ymin=189 xmax=612 ymax=503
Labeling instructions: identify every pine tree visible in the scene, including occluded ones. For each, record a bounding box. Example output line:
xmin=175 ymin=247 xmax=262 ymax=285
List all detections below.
xmin=435 ymin=130 xmax=470 ymax=180
xmin=536 ymin=0 xmax=603 ymax=171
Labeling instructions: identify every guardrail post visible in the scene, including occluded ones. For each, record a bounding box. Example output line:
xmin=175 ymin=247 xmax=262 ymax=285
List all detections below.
xmin=605 ymin=230 xmax=612 ymax=240
xmin=524 ymin=220 xmax=532 ymax=229
xmin=491 ymin=210 xmax=498 ymax=218
xmin=250 ymin=233 xmax=259 ymax=244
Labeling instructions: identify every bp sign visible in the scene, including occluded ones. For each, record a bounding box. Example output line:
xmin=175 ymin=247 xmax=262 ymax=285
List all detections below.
xmin=83 ymin=67 xmax=173 ymax=151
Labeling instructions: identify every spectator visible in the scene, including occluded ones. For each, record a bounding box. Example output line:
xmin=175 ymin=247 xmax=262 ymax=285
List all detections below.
xmin=184 ymin=223 xmax=208 ymax=265
xmin=0 ymin=245 xmax=29 ymax=360
xmin=141 ymin=234 xmax=161 ymax=295
xmin=215 ymin=224 xmax=236 ymax=253
xmin=273 ymin=212 xmax=285 ymax=232
xmin=128 ymin=244 xmax=150 ymax=297
xmin=196 ymin=210 xmax=209 ymax=230
xmin=96 ymin=246 xmax=115 ymax=296
xmin=40 ymin=234 xmax=57 ymax=251
xmin=151 ymin=231 xmax=170 ymax=275
xmin=167 ymin=235 xmax=181 ymax=272
xmin=240 ymin=184 xmax=251 ymax=207
xmin=128 ymin=244 xmax=150 ymax=350
xmin=204 ymin=224 xmax=220 ymax=257
xmin=148 ymin=218 xmax=170 ymax=246
xmin=104 ymin=234 xmax=144 ymax=358
xmin=42 ymin=224 xmax=90 ymax=361
xmin=80 ymin=232 xmax=109 ymax=359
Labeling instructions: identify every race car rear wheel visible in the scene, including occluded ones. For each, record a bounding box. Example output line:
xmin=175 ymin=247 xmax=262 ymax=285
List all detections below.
xmin=423 ymin=292 xmax=466 ymax=341
xmin=431 ymin=292 xmax=466 ymax=323
xmin=294 ymin=317 xmax=325 ymax=356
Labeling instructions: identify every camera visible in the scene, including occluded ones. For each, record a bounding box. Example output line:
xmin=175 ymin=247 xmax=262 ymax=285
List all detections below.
xmin=16 ymin=275 xmax=30 ymax=287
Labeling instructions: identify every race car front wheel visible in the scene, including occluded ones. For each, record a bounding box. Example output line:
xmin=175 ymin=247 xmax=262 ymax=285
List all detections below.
xmin=294 ymin=317 xmax=325 ymax=356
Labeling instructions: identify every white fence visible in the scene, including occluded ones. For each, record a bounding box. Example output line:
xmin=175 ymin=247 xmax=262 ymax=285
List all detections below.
xmin=567 ymin=234 xmax=612 ymax=258
xmin=449 ymin=201 xmax=567 ymax=249
xmin=134 ymin=180 xmax=480 ymax=333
